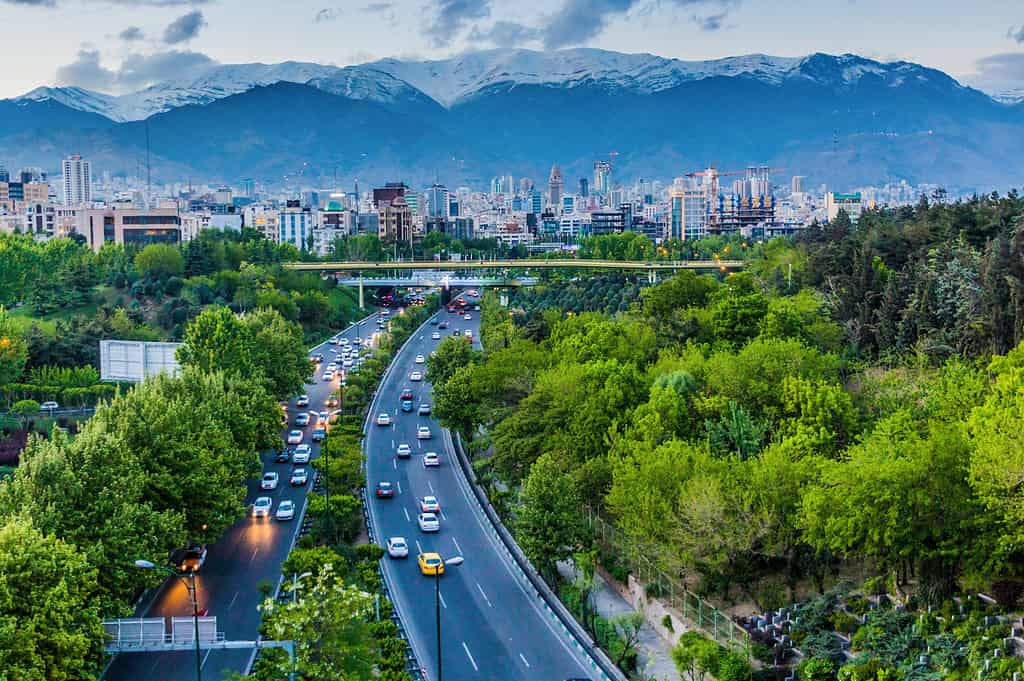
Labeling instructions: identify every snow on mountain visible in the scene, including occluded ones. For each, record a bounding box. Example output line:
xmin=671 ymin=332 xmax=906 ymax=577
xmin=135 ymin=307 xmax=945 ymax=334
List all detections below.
xmin=13 ymin=49 xmax=990 ymax=120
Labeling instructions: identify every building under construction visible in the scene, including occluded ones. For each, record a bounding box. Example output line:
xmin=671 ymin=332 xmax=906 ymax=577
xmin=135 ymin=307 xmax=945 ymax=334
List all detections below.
xmin=679 ymin=166 xmax=780 ymax=237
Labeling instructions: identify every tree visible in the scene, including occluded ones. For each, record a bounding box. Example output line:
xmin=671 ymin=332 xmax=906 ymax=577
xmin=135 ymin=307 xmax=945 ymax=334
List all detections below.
xmin=177 ymin=306 xmax=251 ymax=377
xmin=672 ymin=632 xmax=722 ymax=681
xmin=11 ymin=399 xmax=39 ymax=429
xmin=258 ymin=564 xmax=376 ymax=680
xmin=426 ymin=336 xmax=477 ymax=388
xmin=243 ymin=307 xmax=310 ymax=400
xmin=0 ymin=305 xmax=28 ymax=385
xmin=515 ymin=453 xmax=590 ymax=584
xmin=801 ymin=657 xmax=837 ymax=681
xmin=0 ymin=517 xmax=104 ymax=680
xmin=134 ymin=243 xmax=184 ymax=280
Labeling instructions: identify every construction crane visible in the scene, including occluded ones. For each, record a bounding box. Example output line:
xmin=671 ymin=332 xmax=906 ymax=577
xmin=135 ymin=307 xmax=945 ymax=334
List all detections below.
xmin=686 ymin=166 xmax=786 ymax=196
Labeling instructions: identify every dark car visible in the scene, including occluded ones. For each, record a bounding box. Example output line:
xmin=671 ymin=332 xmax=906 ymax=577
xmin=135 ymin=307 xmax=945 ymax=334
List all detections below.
xmin=400 ymin=388 xmax=414 ymax=401
xmin=274 ymin=449 xmax=291 ymax=463
xmin=177 ymin=544 xmax=207 ymax=573
xmin=376 ymin=481 xmax=395 ymax=498
xmin=312 ymin=427 xmax=327 ymax=442
xmin=401 ymin=400 xmax=413 ymax=412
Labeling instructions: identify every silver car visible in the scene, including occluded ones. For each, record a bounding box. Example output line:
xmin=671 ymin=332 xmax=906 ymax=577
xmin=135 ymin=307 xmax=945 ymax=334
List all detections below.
xmin=387 ymin=536 xmax=409 ymax=558
xmin=252 ymin=496 xmax=272 ymax=517
xmin=417 ymin=513 xmax=440 ymax=532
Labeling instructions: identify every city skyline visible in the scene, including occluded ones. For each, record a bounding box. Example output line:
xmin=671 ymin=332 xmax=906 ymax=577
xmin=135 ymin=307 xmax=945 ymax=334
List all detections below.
xmin=0 ymin=0 xmax=1021 ymax=99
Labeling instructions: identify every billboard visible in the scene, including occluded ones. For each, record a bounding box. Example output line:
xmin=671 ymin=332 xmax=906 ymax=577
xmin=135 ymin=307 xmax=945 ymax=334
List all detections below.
xmin=100 ymin=340 xmax=183 ymax=383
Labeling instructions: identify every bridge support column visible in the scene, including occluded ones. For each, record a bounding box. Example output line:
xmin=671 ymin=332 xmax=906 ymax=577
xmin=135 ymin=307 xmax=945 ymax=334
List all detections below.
xmin=649 ymin=270 xmax=658 ymax=285
xmin=358 ymin=274 xmax=365 ymax=311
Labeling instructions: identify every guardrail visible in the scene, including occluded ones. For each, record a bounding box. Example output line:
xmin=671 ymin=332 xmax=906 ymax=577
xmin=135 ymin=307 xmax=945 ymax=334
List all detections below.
xmin=450 ymin=432 xmax=629 ymax=681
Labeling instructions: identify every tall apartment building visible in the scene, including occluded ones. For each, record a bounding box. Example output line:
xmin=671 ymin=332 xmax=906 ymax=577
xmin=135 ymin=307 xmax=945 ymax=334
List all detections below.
xmin=77 ymin=207 xmax=181 ymax=251
xmin=548 ymin=165 xmax=563 ymax=210
xmin=62 ymin=155 xmax=92 ymax=207
xmin=279 ymin=201 xmax=314 ymax=250
xmin=377 ymin=197 xmax=414 ymax=245
xmin=668 ymin=186 xmax=708 ymax=241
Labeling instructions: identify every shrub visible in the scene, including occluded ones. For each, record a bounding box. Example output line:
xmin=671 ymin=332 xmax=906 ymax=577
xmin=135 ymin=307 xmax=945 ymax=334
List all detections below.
xmin=662 ymin=614 xmax=674 ymax=632
xmin=862 ymin=576 xmax=887 ymax=596
xmin=829 ymin=610 xmax=860 ymax=635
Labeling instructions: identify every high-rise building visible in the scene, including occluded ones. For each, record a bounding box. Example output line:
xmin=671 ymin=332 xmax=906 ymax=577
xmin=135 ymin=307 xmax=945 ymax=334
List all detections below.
xmin=579 ymin=178 xmax=589 ymax=197
xmin=279 ymin=201 xmax=314 ymax=250
xmin=529 ymin=191 xmax=543 ymax=215
xmin=791 ymin=176 xmax=805 ymax=194
xmin=372 ymin=182 xmax=407 ymax=208
xmin=669 ymin=186 xmax=708 ymax=241
xmin=62 ymin=155 xmax=92 ymax=207
xmin=377 ymin=197 xmax=414 ymax=245
xmin=548 ymin=165 xmax=563 ymax=210
xmin=0 ymin=165 xmax=8 ymax=182
xmin=427 ymin=184 xmax=449 ymax=219
xmin=594 ymin=161 xmax=612 ymax=195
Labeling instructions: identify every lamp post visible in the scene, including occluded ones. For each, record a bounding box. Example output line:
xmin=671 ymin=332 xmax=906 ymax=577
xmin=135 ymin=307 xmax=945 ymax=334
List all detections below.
xmin=135 ymin=559 xmax=202 ymax=681
xmin=434 ymin=556 xmax=464 ymax=681
xmin=291 ymin=571 xmax=313 ymax=603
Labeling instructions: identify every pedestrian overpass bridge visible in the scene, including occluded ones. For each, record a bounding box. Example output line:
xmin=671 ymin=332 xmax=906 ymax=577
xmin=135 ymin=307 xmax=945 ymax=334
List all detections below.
xmin=336 ymin=275 xmax=539 ymax=288
xmin=286 ymin=258 xmax=743 ymax=274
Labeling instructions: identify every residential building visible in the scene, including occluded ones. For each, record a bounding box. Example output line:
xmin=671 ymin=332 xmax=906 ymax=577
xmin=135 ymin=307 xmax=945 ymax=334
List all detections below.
xmin=591 ymin=210 xmax=627 ymax=235
xmin=377 ymin=196 xmax=414 ymax=245
xmin=594 ymin=161 xmax=612 ymax=195
xmin=548 ymin=165 xmax=563 ymax=210
xmin=825 ymin=192 xmax=864 ymax=222
xmin=279 ymin=201 xmax=313 ymax=250
xmin=373 ymin=182 xmax=407 ymax=208
xmin=62 ymin=154 xmax=92 ymax=206
xmin=426 ymin=184 xmax=449 ymax=219
xmin=26 ymin=203 xmax=77 ymax=239
xmin=77 ymin=207 xmax=181 ymax=251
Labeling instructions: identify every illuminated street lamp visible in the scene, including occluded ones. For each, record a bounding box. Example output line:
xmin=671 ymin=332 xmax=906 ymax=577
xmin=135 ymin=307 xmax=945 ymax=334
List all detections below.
xmin=134 ymin=559 xmax=202 ymax=681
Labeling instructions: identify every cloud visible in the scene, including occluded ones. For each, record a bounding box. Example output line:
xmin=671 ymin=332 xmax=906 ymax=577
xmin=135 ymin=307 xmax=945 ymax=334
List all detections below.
xmin=974 ymin=52 xmax=1024 ymax=80
xmin=55 ymin=48 xmax=117 ymax=90
xmin=541 ymin=0 xmax=738 ymax=49
xmin=1009 ymin=25 xmax=1024 ymax=44
xmin=314 ymin=7 xmax=340 ymax=22
xmin=426 ymin=0 xmax=491 ymax=47
xmin=468 ymin=21 xmax=541 ymax=47
xmin=3 ymin=0 xmax=211 ymax=5
xmin=362 ymin=2 xmax=391 ymax=11
xmin=163 ymin=9 xmax=206 ymax=44
xmin=119 ymin=26 xmax=145 ymax=41
xmin=56 ymin=46 xmax=218 ymax=92
xmin=0 ymin=0 xmax=56 ymax=5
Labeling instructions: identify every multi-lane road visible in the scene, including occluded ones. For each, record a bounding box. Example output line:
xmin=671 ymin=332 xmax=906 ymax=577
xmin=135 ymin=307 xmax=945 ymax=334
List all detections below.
xmin=365 ymin=298 xmax=597 ymax=680
xmin=104 ymin=310 xmax=380 ymax=681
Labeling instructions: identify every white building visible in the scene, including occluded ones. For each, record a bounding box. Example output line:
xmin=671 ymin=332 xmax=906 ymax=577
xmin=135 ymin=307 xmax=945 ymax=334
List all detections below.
xmin=279 ymin=204 xmax=313 ymax=250
xmin=62 ymin=155 xmax=92 ymax=207
xmin=825 ymin=192 xmax=864 ymax=223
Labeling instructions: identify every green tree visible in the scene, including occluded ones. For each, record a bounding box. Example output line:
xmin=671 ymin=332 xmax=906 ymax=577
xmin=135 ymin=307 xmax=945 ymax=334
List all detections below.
xmin=11 ymin=399 xmax=40 ymax=429
xmin=243 ymin=307 xmax=310 ymax=400
xmin=515 ymin=453 xmax=590 ymax=584
xmin=672 ymin=632 xmax=723 ymax=681
xmin=801 ymin=657 xmax=836 ymax=681
xmin=258 ymin=564 xmax=376 ymax=681
xmin=134 ymin=243 xmax=185 ymax=280
xmin=0 ymin=517 xmax=103 ymax=680
xmin=426 ymin=336 xmax=478 ymax=388
xmin=0 ymin=306 xmax=29 ymax=385
xmin=177 ymin=306 xmax=251 ymax=376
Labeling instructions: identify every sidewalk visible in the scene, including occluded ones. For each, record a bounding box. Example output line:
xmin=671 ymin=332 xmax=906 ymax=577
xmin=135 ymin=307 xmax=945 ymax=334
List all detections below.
xmin=558 ymin=562 xmax=682 ymax=681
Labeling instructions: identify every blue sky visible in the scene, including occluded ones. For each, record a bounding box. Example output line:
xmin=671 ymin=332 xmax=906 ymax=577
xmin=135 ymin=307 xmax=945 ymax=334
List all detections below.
xmin=0 ymin=0 xmax=1021 ymax=98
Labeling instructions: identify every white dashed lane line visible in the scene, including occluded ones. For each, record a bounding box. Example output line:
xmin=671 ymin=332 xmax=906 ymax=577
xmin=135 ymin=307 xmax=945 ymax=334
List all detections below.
xmin=519 ymin=653 xmax=531 ymax=668
xmin=476 ymin=582 xmax=493 ymax=608
xmin=404 ymin=507 xmax=410 ymax=522
xmin=462 ymin=642 xmax=479 ymax=671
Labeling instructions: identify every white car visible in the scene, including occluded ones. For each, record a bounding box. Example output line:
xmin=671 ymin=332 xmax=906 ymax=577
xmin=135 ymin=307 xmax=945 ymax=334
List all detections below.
xmin=417 ymin=426 xmax=431 ymax=440
xmin=339 ymin=338 xmax=349 ymax=346
xmin=290 ymin=468 xmax=308 ymax=485
xmin=417 ymin=513 xmax=440 ymax=532
xmin=326 ymin=362 xmax=338 ymax=371
xmin=396 ymin=443 xmax=412 ymax=458
xmin=464 ymin=330 xmax=473 ymax=338
xmin=423 ymin=452 xmax=440 ymax=467
xmin=40 ymin=401 xmax=59 ymax=411
xmin=377 ymin=413 xmax=392 ymax=426
xmin=323 ymin=371 xmax=335 ymax=382
xmin=431 ymin=332 xmax=441 ymax=340
xmin=464 ymin=314 xmax=472 ymax=320
xmin=420 ymin=495 xmax=441 ymax=513
xmin=276 ymin=500 xmax=295 ymax=520
xmin=294 ymin=413 xmax=310 ymax=427
xmin=387 ymin=536 xmax=409 ymax=558
xmin=260 ymin=472 xmax=279 ymax=490
xmin=296 ymin=395 xmax=310 ymax=407
xmin=415 ymin=355 xmax=425 ymax=364
xmin=293 ymin=444 xmax=311 ymax=464
xmin=418 ymin=403 xmax=431 ymax=416
xmin=252 ymin=497 xmax=273 ymax=517
xmin=343 ymin=359 xmax=354 ymax=368
xmin=410 ymin=371 xmax=423 ymax=381
xmin=286 ymin=430 xmax=304 ymax=444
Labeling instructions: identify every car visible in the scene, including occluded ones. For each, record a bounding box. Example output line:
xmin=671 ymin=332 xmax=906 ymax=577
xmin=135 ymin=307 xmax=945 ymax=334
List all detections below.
xmin=377 ymin=320 xmax=386 ymax=328
xmin=311 ymin=354 xmax=323 ymax=363
xmin=387 ymin=537 xmax=409 ymax=558
xmin=401 ymin=400 xmax=413 ymax=413
xmin=418 ymin=552 xmax=444 ymax=575
xmin=429 ymin=318 xmax=439 ymax=326
xmin=420 ymin=495 xmax=441 ymax=513
xmin=418 ymin=403 xmax=431 ymax=416
xmin=276 ymin=500 xmax=296 ymax=521
xmin=179 ymin=543 xmax=207 ymax=573
xmin=376 ymin=413 xmax=392 ymax=426
xmin=274 ymin=449 xmax=291 ymax=463
xmin=339 ymin=338 xmax=350 ymax=346
xmin=415 ymin=354 xmax=425 ymax=364
xmin=252 ymin=496 xmax=273 ymax=517
xmin=438 ymin=321 xmax=449 ymax=329
xmin=293 ymin=444 xmax=311 ymax=463
xmin=352 ymin=337 xmax=363 ymax=346
xmin=376 ymin=481 xmax=395 ymax=498
xmin=261 ymin=472 xmax=279 ymax=490
xmin=417 ymin=426 xmax=432 ymax=440
xmin=410 ymin=371 xmax=423 ymax=381
xmin=417 ymin=513 xmax=440 ymax=532
xmin=317 ymin=412 xmax=329 ymax=425
xmin=312 ymin=427 xmax=327 ymax=442
xmin=40 ymin=400 xmax=59 ymax=411
xmin=447 ymin=306 xmax=456 ymax=313
xmin=328 ymin=338 xmax=337 ymax=345
xmin=326 ymin=362 xmax=338 ymax=371
xmin=325 ymin=396 xmax=339 ymax=408
xmin=290 ymin=468 xmax=308 ymax=485
xmin=464 ymin=314 xmax=472 ymax=320
xmin=423 ymin=452 xmax=440 ymax=467
xmin=323 ymin=370 xmax=335 ymax=381
xmin=431 ymin=331 xmax=441 ymax=340
xmin=294 ymin=413 xmax=310 ymax=427
xmin=296 ymin=395 xmax=310 ymax=407
xmin=468 ymin=290 xmax=479 ymax=297
xmin=473 ymin=305 xmax=480 ymax=311
xmin=452 ymin=329 xmax=461 ymax=336
xmin=400 ymin=388 xmax=414 ymax=401
xmin=342 ymin=358 xmax=354 ymax=368
xmin=286 ymin=430 xmax=303 ymax=444
xmin=396 ymin=443 xmax=412 ymax=458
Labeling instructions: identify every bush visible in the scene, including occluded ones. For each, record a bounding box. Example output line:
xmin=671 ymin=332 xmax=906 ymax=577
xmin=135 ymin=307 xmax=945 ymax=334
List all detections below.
xmin=862 ymin=576 xmax=887 ymax=596
xmin=662 ymin=614 xmax=674 ymax=632
xmin=829 ymin=610 xmax=860 ymax=635
xmin=354 ymin=543 xmax=385 ymax=563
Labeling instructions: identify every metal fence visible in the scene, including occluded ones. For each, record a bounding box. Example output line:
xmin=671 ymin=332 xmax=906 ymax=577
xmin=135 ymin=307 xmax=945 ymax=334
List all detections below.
xmin=584 ymin=507 xmax=750 ymax=652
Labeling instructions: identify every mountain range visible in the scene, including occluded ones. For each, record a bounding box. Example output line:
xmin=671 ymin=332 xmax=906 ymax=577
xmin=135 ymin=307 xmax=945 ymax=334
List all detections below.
xmin=2 ymin=48 xmax=1022 ymax=192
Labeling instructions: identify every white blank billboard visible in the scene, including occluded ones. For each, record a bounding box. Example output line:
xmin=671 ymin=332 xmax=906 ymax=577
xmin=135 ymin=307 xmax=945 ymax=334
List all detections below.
xmin=100 ymin=340 xmax=182 ymax=383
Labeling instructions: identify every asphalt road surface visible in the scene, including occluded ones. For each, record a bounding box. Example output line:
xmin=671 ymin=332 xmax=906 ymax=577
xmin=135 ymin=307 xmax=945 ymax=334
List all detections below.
xmin=365 ymin=297 xmax=596 ymax=681
xmin=104 ymin=310 xmax=380 ymax=681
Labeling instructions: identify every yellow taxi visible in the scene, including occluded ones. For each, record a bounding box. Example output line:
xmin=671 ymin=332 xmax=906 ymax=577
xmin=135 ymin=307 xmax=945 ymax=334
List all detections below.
xmin=417 ymin=552 xmax=444 ymax=576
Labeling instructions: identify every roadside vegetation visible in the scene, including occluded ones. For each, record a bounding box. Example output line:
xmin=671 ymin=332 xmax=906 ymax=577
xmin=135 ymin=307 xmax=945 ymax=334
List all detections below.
xmin=429 ymin=194 xmax=1024 ymax=680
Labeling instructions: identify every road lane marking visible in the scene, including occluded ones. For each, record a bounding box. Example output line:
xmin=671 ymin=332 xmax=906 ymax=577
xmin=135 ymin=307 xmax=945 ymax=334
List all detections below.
xmin=201 ymin=649 xmax=212 ymax=669
xmin=250 ymin=548 xmax=259 ymax=562
xmin=427 ymin=480 xmax=434 ymax=494
xmin=416 ymin=539 xmax=423 ymax=554
xmin=439 ymin=591 xmax=447 ymax=608
xmin=476 ymin=582 xmax=493 ymax=607
xmin=391 ymin=439 xmax=394 ymax=448
xmin=397 ymin=481 xmax=402 ymax=494
xmin=228 ymin=591 xmax=239 ymax=610
xmin=462 ymin=642 xmax=479 ymax=671
xmin=393 ymin=459 xmax=397 ymax=469
xmin=519 ymin=653 xmax=531 ymax=668
xmin=452 ymin=537 xmax=462 ymax=554
xmin=404 ymin=507 xmax=410 ymax=522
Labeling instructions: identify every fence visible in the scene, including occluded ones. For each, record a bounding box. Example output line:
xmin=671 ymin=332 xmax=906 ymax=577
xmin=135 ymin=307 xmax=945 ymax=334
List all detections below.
xmin=585 ymin=506 xmax=750 ymax=653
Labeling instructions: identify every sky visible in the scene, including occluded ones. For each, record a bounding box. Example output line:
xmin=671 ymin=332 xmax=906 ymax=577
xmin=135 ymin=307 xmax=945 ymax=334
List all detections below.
xmin=0 ymin=0 xmax=1022 ymax=98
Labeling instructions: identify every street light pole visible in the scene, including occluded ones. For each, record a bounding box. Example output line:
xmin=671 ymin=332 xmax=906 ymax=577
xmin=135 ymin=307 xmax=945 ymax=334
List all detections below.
xmin=434 ymin=556 xmax=464 ymax=681
xmin=134 ymin=559 xmax=202 ymax=681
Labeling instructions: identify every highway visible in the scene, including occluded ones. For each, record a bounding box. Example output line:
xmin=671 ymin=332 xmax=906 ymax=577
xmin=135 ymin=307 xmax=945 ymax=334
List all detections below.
xmin=104 ymin=310 xmax=380 ymax=681
xmin=365 ymin=297 xmax=597 ymax=681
